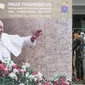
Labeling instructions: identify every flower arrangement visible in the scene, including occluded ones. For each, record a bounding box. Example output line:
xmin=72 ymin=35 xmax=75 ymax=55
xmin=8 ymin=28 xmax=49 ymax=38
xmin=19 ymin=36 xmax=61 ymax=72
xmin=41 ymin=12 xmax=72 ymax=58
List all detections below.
xmin=0 ymin=60 xmax=72 ymax=85
xmin=51 ymin=75 xmax=71 ymax=85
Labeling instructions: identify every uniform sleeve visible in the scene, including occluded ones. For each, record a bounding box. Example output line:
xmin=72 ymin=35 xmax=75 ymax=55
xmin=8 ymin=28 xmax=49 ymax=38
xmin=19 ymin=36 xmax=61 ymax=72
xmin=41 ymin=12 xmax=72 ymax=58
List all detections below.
xmin=21 ymin=36 xmax=36 ymax=46
xmin=73 ymin=39 xmax=79 ymax=51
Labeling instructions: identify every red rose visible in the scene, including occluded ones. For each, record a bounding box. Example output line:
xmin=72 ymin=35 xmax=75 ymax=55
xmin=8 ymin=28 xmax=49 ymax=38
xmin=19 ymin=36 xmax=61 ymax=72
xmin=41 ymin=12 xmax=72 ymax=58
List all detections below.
xmin=53 ymin=81 xmax=59 ymax=85
xmin=4 ymin=70 xmax=8 ymax=75
xmin=0 ymin=60 xmax=2 ymax=64
xmin=59 ymin=78 xmax=67 ymax=85
xmin=17 ymin=77 xmax=20 ymax=81
xmin=32 ymin=72 xmax=36 ymax=75
xmin=43 ymin=81 xmax=49 ymax=85
xmin=18 ymin=69 xmax=24 ymax=74
xmin=37 ymin=78 xmax=41 ymax=83
xmin=60 ymin=81 xmax=67 ymax=85
xmin=0 ymin=64 xmax=7 ymax=77
xmin=12 ymin=65 xmax=18 ymax=69
xmin=0 ymin=64 xmax=5 ymax=71
xmin=60 ymin=78 xmax=65 ymax=81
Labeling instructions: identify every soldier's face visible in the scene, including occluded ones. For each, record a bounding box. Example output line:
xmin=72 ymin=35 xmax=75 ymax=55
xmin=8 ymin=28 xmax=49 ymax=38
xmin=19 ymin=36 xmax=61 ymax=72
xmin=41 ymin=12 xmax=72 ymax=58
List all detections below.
xmin=73 ymin=33 xmax=78 ymax=39
xmin=0 ymin=21 xmax=4 ymax=38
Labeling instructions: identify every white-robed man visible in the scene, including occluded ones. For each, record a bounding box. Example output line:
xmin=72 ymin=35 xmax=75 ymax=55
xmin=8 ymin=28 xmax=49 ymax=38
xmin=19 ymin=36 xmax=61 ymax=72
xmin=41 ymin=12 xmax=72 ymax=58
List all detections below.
xmin=0 ymin=20 xmax=42 ymax=62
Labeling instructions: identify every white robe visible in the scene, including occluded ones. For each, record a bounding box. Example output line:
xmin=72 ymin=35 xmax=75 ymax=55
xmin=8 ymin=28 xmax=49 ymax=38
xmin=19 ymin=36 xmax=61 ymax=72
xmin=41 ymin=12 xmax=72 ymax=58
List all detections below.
xmin=0 ymin=33 xmax=36 ymax=62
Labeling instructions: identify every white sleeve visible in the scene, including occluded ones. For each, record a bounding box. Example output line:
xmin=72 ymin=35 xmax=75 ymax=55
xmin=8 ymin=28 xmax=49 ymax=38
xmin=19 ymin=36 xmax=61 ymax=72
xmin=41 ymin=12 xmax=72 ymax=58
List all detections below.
xmin=21 ymin=36 xmax=36 ymax=46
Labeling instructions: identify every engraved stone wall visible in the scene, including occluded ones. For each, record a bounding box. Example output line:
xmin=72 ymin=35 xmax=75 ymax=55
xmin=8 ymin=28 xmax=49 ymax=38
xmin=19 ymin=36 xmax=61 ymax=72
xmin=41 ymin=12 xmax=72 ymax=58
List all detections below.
xmin=1 ymin=18 xmax=72 ymax=79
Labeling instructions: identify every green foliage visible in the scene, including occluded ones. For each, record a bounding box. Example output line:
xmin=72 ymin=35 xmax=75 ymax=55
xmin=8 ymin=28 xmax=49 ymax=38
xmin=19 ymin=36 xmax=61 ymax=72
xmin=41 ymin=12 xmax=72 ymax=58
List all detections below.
xmin=0 ymin=70 xmax=3 ymax=77
xmin=0 ymin=75 xmax=18 ymax=85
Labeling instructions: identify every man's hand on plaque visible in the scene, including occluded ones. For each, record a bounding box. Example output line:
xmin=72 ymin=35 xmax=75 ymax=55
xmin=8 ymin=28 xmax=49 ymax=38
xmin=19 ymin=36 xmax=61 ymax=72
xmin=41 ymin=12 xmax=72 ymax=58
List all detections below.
xmin=31 ymin=29 xmax=42 ymax=42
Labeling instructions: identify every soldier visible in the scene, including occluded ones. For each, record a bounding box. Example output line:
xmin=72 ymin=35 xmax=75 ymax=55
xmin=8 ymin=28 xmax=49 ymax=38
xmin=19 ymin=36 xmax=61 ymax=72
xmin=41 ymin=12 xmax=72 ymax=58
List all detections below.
xmin=73 ymin=31 xmax=84 ymax=81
